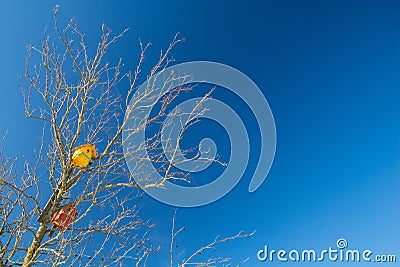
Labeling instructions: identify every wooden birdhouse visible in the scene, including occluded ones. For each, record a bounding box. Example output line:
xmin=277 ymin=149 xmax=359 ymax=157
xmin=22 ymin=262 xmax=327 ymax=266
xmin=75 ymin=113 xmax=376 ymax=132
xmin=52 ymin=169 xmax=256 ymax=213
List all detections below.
xmin=51 ymin=205 xmax=78 ymax=229
xmin=72 ymin=143 xmax=97 ymax=168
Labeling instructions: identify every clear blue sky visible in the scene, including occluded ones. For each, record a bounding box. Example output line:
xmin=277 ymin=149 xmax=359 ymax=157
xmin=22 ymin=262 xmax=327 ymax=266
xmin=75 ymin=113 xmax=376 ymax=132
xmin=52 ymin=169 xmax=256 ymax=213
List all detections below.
xmin=1 ymin=0 xmax=399 ymax=266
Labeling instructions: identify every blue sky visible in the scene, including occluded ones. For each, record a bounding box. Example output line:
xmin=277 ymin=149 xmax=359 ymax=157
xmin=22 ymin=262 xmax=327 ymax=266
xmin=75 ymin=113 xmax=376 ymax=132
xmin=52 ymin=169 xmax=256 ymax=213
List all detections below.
xmin=1 ymin=0 xmax=399 ymax=266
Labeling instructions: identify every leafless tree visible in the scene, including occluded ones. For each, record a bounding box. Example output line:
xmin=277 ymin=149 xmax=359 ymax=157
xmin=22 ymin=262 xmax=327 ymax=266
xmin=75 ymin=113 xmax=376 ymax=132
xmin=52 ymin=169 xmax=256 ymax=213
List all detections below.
xmin=0 ymin=6 xmax=253 ymax=267
xmin=169 ymin=210 xmax=255 ymax=267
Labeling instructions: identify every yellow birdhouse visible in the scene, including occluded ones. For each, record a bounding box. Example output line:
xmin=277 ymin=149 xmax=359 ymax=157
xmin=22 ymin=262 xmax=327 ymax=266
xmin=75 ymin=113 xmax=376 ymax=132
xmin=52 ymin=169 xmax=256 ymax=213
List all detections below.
xmin=71 ymin=144 xmax=97 ymax=168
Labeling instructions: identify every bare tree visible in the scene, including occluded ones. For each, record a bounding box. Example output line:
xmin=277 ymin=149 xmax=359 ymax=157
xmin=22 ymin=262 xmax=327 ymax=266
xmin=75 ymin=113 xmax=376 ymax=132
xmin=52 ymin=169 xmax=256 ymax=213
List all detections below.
xmin=169 ymin=210 xmax=255 ymax=267
xmin=0 ymin=145 xmax=40 ymax=267
xmin=0 ymin=6 xmax=253 ymax=267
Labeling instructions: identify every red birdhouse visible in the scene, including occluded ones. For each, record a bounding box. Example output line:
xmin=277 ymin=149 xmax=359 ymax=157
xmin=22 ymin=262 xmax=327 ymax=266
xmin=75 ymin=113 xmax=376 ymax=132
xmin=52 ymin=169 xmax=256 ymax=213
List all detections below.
xmin=51 ymin=205 xmax=78 ymax=229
